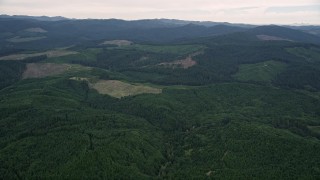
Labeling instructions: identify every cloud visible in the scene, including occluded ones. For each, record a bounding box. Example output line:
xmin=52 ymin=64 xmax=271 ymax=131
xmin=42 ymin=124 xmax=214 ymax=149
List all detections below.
xmin=266 ymin=5 xmax=320 ymax=13
xmin=0 ymin=0 xmax=319 ymax=24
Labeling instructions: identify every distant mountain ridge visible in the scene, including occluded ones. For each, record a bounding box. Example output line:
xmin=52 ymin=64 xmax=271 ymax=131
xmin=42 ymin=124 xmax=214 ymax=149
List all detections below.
xmin=0 ymin=14 xmax=69 ymax=21
xmin=1 ymin=15 xmax=320 ymax=50
xmin=0 ymin=15 xmax=254 ymax=27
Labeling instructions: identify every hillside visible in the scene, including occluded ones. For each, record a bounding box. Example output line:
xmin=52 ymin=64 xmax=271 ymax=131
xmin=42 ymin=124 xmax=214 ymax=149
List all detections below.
xmin=0 ymin=17 xmax=246 ymax=50
xmin=249 ymin=25 xmax=320 ymax=44
xmin=0 ymin=16 xmax=320 ymax=179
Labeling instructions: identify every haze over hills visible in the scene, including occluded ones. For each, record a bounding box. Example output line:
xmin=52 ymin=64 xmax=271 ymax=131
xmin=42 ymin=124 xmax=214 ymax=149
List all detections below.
xmin=0 ymin=14 xmax=70 ymax=21
xmin=1 ymin=14 xmax=320 ymax=179
xmin=1 ymin=14 xmax=320 ymax=50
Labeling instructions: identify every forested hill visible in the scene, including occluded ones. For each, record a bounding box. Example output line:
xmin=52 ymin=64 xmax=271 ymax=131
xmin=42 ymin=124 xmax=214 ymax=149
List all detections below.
xmin=249 ymin=25 xmax=320 ymax=44
xmin=1 ymin=15 xmax=320 ymax=50
xmin=1 ymin=15 xmax=320 ymax=179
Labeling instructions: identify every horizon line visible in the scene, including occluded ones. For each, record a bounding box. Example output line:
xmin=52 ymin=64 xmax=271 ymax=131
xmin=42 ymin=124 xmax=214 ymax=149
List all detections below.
xmin=1 ymin=14 xmax=320 ymax=26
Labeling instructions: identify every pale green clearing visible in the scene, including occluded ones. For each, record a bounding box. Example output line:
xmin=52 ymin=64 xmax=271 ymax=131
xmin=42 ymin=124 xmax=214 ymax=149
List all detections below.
xmin=234 ymin=60 xmax=287 ymax=82
xmin=7 ymin=36 xmax=47 ymax=43
xmin=23 ymin=63 xmax=90 ymax=79
xmin=71 ymin=78 xmax=162 ymax=98
xmin=286 ymin=47 xmax=320 ymax=62
xmin=0 ymin=50 xmax=78 ymax=61
xmin=101 ymin=40 xmax=133 ymax=46
xmin=92 ymin=80 xmax=162 ymax=98
xmin=24 ymin=28 xmax=47 ymax=33
xmin=122 ymin=44 xmax=205 ymax=55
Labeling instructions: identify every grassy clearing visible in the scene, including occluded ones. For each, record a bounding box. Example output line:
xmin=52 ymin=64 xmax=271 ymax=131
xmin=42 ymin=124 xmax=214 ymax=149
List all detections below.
xmin=46 ymin=48 xmax=101 ymax=63
xmin=91 ymin=80 xmax=162 ymax=98
xmin=71 ymin=78 xmax=162 ymax=98
xmin=295 ymin=89 xmax=320 ymax=100
xmin=23 ymin=63 xmax=90 ymax=79
xmin=286 ymin=47 xmax=320 ymax=62
xmin=158 ymin=57 xmax=196 ymax=69
xmin=23 ymin=63 xmax=70 ymax=79
xmin=158 ymin=51 xmax=202 ymax=69
xmin=234 ymin=60 xmax=287 ymax=82
xmin=6 ymin=36 xmax=47 ymax=43
xmin=308 ymin=126 xmax=320 ymax=134
xmin=24 ymin=28 xmax=47 ymax=33
xmin=122 ymin=44 xmax=205 ymax=56
xmin=256 ymin=35 xmax=292 ymax=41
xmin=101 ymin=40 xmax=133 ymax=46
xmin=0 ymin=50 xmax=78 ymax=61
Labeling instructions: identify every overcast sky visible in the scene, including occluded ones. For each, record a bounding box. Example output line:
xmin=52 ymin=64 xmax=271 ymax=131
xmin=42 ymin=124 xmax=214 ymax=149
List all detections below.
xmin=1 ymin=0 xmax=319 ymax=24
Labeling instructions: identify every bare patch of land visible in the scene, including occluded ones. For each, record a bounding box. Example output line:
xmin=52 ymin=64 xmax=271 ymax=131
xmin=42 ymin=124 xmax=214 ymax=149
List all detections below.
xmin=70 ymin=77 xmax=90 ymax=81
xmin=0 ymin=50 xmax=78 ymax=61
xmin=221 ymin=150 xmax=229 ymax=161
xmin=101 ymin=40 xmax=133 ymax=46
xmin=206 ymin=170 xmax=214 ymax=177
xmin=44 ymin=50 xmax=78 ymax=58
xmin=7 ymin=36 xmax=47 ymax=43
xmin=92 ymin=80 xmax=162 ymax=98
xmin=257 ymin=35 xmax=292 ymax=41
xmin=24 ymin=28 xmax=47 ymax=33
xmin=23 ymin=63 xmax=70 ymax=79
xmin=158 ymin=51 xmax=202 ymax=69
xmin=159 ymin=56 xmax=197 ymax=69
